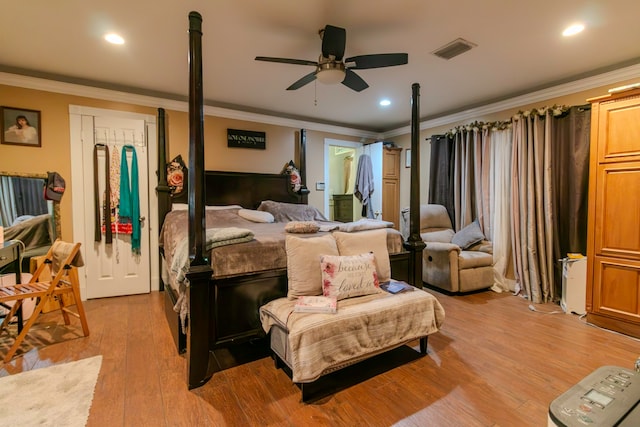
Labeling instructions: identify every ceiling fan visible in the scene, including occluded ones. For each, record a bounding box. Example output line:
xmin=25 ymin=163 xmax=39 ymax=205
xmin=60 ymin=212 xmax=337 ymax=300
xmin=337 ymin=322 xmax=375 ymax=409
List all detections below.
xmin=255 ymin=24 xmax=408 ymax=92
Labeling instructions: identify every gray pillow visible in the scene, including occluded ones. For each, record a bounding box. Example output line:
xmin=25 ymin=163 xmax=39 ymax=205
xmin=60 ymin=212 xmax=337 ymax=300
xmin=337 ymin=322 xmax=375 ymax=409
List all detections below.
xmin=257 ymin=200 xmax=328 ymax=223
xmin=451 ymin=220 xmax=485 ymax=249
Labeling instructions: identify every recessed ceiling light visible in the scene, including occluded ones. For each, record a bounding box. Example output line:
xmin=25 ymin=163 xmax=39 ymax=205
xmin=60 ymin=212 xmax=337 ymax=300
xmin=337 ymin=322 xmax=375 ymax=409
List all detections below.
xmin=104 ymin=33 xmax=125 ymax=45
xmin=562 ymin=23 xmax=584 ymax=37
xmin=379 ymin=99 xmax=391 ymax=107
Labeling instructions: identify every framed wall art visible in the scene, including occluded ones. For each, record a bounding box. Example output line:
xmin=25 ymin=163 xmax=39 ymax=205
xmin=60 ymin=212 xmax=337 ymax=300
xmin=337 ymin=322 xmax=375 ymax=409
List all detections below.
xmin=1 ymin=106 xmax=41 ymax=147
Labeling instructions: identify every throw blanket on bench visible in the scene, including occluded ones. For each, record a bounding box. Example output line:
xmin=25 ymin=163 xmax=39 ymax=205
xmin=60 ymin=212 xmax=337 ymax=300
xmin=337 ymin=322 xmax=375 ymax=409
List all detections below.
xmin=260 ymin=289 xmax=445 ymax=382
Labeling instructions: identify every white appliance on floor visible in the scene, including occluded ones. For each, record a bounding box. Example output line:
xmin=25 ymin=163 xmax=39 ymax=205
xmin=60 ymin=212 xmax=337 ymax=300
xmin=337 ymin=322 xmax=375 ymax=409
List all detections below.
xmin=560 ymin=257 xmax=586 ymax=315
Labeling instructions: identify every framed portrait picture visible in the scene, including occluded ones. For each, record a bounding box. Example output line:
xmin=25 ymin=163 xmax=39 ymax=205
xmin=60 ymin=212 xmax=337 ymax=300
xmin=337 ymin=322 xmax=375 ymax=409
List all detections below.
xmin=1 ymin=106 xmax=42 ymax=147
xmin=405 ymin=148 xmax=411 ymax=168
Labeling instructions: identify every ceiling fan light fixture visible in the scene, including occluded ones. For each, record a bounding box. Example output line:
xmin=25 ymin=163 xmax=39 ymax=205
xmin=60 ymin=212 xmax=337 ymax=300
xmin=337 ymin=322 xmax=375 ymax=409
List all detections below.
xmin=316 ymin=62 xmax=346 ymax=84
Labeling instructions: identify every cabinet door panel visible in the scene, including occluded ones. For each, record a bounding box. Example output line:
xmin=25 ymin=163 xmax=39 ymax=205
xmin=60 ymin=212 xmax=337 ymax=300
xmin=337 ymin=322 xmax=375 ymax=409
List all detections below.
xmin=598 ymin=97 xmax=640 ymax=163
xmin=592 ymin=256 xmax=640 ymax=322
xmin=383 ymin=148 xmax=400 ymax=179
xmin=594 ymin=162 xmax=640 ymax=259
xmin=382 ymin=178 xmax=399 ymax=229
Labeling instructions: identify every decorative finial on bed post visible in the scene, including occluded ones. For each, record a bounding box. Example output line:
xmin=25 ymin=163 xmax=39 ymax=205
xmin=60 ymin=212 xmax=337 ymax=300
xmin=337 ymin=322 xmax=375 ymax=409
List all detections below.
xmin=403 ymin=83 xmax=426 ymax=288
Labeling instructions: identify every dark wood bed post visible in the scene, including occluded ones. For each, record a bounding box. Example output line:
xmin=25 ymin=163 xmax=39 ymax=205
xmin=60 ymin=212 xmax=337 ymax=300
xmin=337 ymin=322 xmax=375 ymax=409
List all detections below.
xmin=403 ymin=83 xmax=425 ymax=288
xmin=299 ymin=129 xmax=307 ymax=184
xmin=156 ymin=108 xmax=172 ymax=291
xmin=185 ymin=11 xmax=215 ymax=390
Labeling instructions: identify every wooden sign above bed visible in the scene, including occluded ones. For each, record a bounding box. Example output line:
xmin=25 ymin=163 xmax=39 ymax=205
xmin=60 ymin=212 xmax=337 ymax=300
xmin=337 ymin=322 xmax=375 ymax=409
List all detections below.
xmin=227 ymin=128 xmax=265 ymax=149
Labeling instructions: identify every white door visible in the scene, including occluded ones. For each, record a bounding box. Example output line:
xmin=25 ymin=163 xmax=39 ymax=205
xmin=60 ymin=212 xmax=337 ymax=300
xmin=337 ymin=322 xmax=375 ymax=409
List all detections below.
xmin=80 ymin=115 xmax=150 ymax=298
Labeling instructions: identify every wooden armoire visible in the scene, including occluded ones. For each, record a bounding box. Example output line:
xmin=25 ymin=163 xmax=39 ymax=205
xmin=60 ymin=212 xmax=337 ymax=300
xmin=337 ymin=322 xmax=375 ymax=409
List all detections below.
xmin=586 ymin=86 xmax=640 ymax=338
xmin=381 ymin=147 xmax=402 ymax=230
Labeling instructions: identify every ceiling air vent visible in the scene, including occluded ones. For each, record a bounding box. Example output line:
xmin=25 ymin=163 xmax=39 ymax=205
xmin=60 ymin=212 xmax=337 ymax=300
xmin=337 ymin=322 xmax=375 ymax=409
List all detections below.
xmin=432 ymin=38 xmax=477 ymax=60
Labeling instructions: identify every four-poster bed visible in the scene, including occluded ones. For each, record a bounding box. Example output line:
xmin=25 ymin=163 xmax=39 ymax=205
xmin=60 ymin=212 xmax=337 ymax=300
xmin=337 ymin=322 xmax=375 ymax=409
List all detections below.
xmin=156 ymin=11 xmax=426 ymax=389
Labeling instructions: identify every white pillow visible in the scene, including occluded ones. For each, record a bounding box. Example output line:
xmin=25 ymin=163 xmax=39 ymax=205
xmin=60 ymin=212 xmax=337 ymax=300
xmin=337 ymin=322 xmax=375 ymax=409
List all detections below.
xmin=171 ymin=203 xmax=188 ymax=211
xmin=332 ymin=229 xmax=391 ymax=283
xmin=285 ymin=234 xmax=339 ymax=300
xmin=238 ymin=209 xmax=274 ymax=223
xmin=207 ymin=205 xmax=242 ymax=210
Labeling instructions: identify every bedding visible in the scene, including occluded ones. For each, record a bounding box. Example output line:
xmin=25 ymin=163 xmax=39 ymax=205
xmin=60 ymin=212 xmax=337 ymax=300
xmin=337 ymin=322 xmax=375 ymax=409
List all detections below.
xmin=160 ymin=208 xmax=403 ymax=286
xmin=3 ymin=214 xmax=53 ymax=251
xmin=257 ymin=200 xmax=329 ymax=222
xmin=160 ymin=206 xmax=404 ymax=326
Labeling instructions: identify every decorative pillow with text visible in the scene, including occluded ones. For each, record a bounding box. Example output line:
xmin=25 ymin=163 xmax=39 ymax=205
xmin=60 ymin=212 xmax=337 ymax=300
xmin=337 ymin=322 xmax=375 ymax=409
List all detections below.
xmin=320 ymin=253 xmax=380 ymax=300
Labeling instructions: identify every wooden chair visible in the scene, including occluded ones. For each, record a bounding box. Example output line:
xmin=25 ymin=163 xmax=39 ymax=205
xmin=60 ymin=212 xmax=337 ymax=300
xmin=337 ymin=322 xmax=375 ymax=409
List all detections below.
xmin=0 ymin=240 xmax=89 ymax=362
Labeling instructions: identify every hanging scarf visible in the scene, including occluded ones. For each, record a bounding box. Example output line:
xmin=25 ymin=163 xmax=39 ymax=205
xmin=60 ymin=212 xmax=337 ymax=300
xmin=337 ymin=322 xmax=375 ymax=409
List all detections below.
xmin=119 ymin=145 xmax=141 ymax=254
xmin=93 ymin=144 xmax=112 ymax=243
xmin=109 ymin=145 xmax=121 ymax=220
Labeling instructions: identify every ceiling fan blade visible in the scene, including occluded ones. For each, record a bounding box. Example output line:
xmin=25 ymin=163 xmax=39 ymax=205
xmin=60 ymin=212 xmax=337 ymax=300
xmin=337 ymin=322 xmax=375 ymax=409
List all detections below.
xmin=321 ymin=25 xmax=346 ymax=60
xmin=345 ymin=53 xmax=408 ymax=69
xmin=287 ymin=71 xmax=317 ymax=90
xmin=342 ymin=69 xmax=369 ymax=92
xmin=255 ymin=56 xmax=318 ymax=66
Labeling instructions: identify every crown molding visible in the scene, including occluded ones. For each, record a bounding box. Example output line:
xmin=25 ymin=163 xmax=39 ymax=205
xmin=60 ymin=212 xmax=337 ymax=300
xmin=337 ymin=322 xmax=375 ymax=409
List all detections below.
xmin=382 ymin=62 xmax=640 ymax=139
xmin=0 ymin=72 xmax=382 ymax=140
xmin=3 ymin=63 xmax=640 ymax=141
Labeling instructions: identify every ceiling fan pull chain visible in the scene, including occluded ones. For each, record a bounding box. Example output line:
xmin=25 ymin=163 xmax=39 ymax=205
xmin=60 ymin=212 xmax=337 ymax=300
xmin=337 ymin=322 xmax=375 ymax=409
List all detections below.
xmin=314 ymin=80 xmax=317 ymax=106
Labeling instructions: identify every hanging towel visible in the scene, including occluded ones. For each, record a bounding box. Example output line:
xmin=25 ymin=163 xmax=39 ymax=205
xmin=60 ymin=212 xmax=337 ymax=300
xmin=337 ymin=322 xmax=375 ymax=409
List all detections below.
xmin=354 ymin=154 xmax=375 ymax=219
xmin=119 ymin=145 xmax=141 ymax=254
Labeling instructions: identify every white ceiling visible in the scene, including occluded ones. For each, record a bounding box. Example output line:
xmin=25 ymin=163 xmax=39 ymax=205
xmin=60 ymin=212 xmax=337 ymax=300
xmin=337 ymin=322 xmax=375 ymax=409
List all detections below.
xmin=2 ymin=0 xmax=640 ymax=133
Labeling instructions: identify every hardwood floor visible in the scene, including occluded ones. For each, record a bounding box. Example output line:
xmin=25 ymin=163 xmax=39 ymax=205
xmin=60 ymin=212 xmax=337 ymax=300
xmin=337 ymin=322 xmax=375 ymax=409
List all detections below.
xmin=2 ymin=289 xmax=640 ymax=426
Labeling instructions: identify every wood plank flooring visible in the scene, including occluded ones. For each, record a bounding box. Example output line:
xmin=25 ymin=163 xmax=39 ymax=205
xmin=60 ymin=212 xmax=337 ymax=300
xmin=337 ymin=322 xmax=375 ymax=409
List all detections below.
xmin=2 ymin=289 xmax=640 ymax=426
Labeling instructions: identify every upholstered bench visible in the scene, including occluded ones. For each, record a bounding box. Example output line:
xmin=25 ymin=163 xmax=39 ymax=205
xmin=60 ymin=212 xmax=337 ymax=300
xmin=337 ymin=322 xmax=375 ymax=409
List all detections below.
xmin=259 ymin=288 xmax=445 ymax=401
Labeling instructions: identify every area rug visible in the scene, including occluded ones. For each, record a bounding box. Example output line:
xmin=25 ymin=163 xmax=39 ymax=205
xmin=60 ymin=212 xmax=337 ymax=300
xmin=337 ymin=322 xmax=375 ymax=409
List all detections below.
xmin=0 ymin=355 xmax=102 ymax=427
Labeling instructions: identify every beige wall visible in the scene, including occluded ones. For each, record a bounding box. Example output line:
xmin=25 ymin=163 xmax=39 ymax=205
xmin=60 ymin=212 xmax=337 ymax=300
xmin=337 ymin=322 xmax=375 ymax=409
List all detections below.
xmin=394 ymin=77 xmax=640 ymax=210
xmin=0 ymin=83 xmax=360 ymax=240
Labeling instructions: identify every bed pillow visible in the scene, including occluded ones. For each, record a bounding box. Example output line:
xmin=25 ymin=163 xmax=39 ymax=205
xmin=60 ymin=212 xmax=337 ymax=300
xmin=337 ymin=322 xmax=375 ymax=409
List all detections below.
xmin=332 ymin=229 xmax=391 ymax=283
xmin=207 ymin=205 xmax=242 ymax=211
xmin=257 ymin=200 xmax=328 ymax=222
xmin=238 ymin=208 xmax=274 ymax=223
xmin=320 ymin=253 xmax=380 ymax=300
xmin=285 ymin=234 xmax=339 ymax=300
xmin=451 ymin=220 xmax=485 ymax=249
xmin=285 ymin=221 xmax=320 ymax=233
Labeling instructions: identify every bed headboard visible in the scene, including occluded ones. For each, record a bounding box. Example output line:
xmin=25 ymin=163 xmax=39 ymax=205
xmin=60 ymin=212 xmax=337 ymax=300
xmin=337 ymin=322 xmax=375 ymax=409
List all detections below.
xmin=170 ymin=170 xmax=307 ymax=209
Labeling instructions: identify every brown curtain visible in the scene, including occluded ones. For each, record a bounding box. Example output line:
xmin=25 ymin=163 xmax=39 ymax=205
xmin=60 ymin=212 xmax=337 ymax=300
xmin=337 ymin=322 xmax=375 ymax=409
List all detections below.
xmin=550 ymin=105 xmax=591 ymax=297
xmin=427 ymin=134 xmax=455 ymax=226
